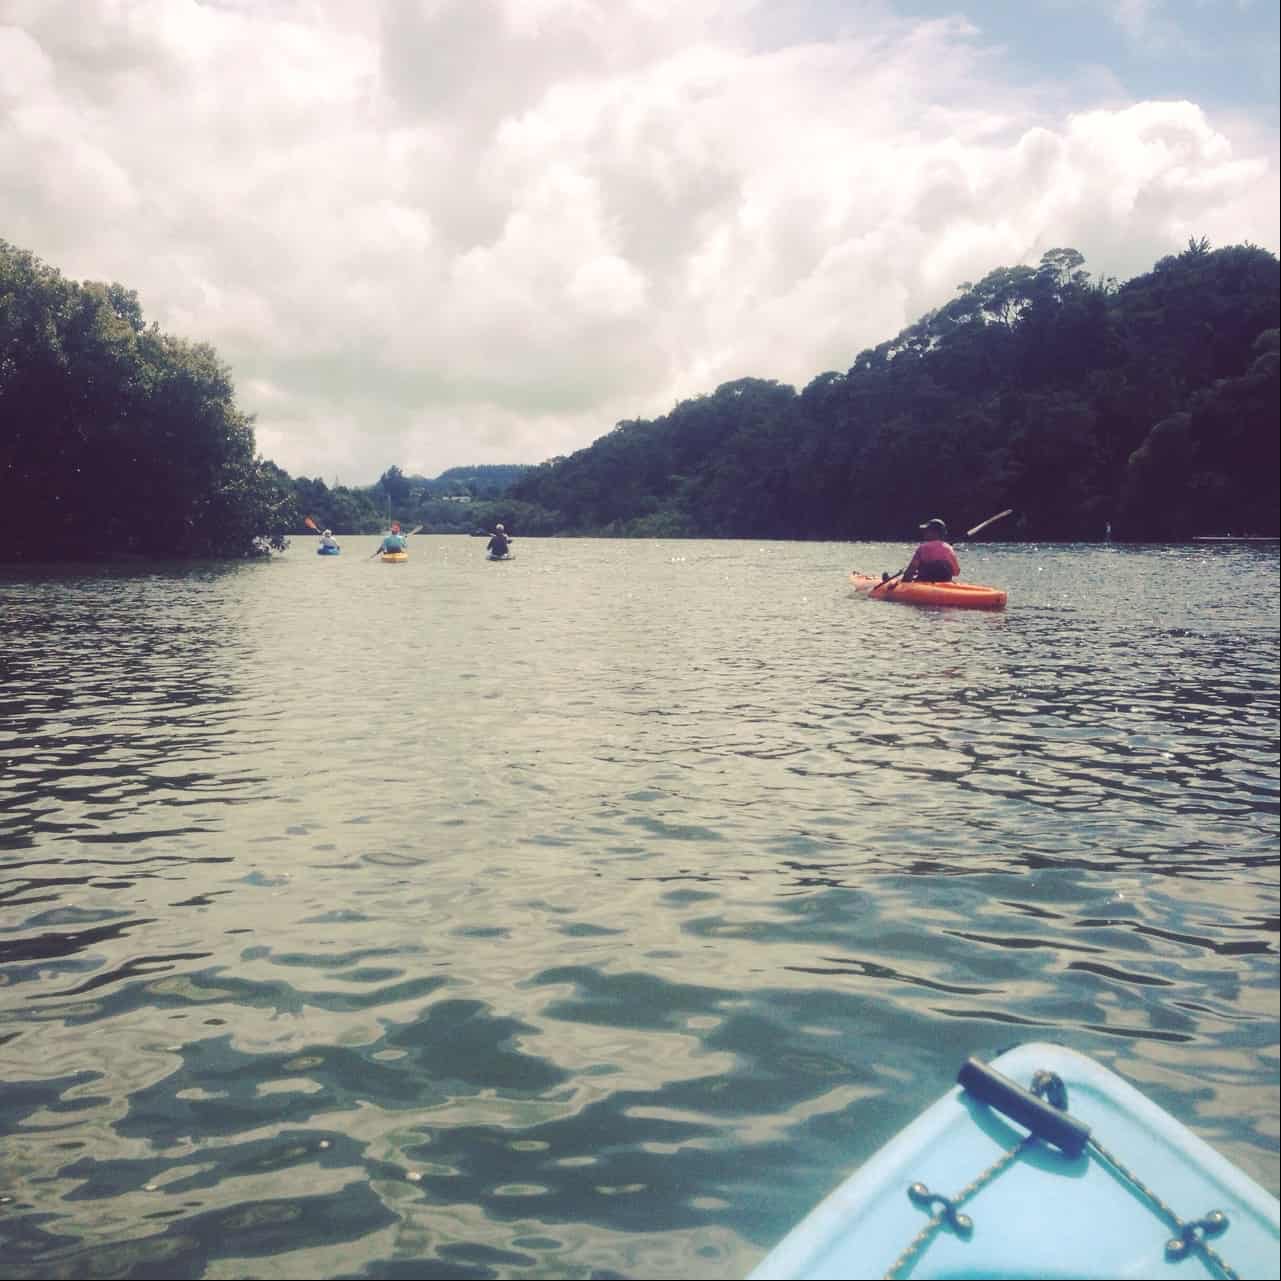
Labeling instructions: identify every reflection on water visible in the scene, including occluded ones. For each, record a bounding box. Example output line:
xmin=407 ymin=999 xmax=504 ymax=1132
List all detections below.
xmin=1 ymin=540 xmax=1277 ymax=1279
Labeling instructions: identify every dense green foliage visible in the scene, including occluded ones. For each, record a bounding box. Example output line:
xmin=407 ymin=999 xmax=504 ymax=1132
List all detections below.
xmin=507 ymin=243 xmax=1279 ymax=540
xmin=1 ymin=240 xmax=293 ymax=559
xmin=0 ymin=240 xmax=533 ymax=556
xmin=4 ymin=237 xmax=1276 ymax=557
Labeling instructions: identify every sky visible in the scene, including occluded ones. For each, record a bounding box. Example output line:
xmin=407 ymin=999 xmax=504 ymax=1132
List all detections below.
xmin=2 ymin=0 xmax=1278 ymax=486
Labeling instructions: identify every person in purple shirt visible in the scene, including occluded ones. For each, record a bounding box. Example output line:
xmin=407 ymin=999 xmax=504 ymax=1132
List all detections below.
xmin=900 ymin=518 xmax=960 ymax=582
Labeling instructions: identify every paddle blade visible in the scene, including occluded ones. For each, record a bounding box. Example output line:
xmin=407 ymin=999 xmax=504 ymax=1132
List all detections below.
xmin=304 ymin=516 xmax=320 ymax=533
xmin=966 ymin=508 xmax=1013 ymax=538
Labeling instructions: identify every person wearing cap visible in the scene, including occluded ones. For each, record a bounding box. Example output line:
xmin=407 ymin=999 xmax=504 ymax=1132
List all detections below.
xmin=377 ymin=521 xmax=407 ymax=555
xmin=900 ymin=517 xmax=960 ymax=583
xmin=318 ymin=528 xmax=340 ymax=551
xmin=486 ymin=523 xmax=512 ymax=559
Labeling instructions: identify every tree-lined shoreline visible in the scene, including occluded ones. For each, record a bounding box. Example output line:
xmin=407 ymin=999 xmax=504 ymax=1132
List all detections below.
xmin=2 ymin=238 xmax=1276 ymax=560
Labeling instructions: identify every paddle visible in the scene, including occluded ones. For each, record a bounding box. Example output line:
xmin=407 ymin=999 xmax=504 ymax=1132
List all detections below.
xmin=304 ymin=515 xmax=323 ymax=535
xmin=965 ymin=508 xmax=1014 ymax=538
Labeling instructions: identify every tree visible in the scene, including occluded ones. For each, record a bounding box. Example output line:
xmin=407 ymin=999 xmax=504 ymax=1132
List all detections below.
xmin=0 ymin=239 xmax=291 ymax=559
xmin=378 ymin=464 xmax=411 ymax=508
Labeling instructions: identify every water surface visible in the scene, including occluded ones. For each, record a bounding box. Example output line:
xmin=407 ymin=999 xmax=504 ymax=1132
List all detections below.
xmin=1 ymin=538 xmax=1277 ymax=1279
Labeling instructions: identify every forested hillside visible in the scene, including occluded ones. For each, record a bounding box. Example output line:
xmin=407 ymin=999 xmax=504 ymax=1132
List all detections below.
xmin=508 ymin=243 xmax=1279 ymax=541
xmin=3 ymin=237 xmax=1276 ymax=558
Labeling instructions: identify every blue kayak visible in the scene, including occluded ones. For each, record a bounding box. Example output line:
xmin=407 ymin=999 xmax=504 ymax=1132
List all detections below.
xmin=316 ymin=544 xmax=340 ymax=555
xmin=750 ymin=1043 xmax=1280 ymax=1280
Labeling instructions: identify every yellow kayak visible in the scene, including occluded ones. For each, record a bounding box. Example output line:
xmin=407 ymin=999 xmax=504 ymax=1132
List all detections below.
xmin=379 ymin=551 xmax=409 ymax=563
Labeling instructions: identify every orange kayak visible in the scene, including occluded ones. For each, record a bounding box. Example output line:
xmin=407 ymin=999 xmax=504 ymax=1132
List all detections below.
xmin=850 ymin=571 xmax=1006 ymax=610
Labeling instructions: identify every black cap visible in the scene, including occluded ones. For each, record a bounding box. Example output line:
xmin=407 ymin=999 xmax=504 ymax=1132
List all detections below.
xmin=919 ymin=517 xmax=947 ymax=536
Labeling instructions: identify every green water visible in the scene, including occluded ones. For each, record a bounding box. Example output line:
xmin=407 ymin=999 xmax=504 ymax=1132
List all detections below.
xmin=1 ymin=538 xmax=1277 ymax=1279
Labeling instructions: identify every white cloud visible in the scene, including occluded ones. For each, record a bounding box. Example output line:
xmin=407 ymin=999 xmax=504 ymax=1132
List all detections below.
xmin=1 ymin=0 xmax=1276 ymax=482
xmin=0 ymin=23 xmax=51 ymax=101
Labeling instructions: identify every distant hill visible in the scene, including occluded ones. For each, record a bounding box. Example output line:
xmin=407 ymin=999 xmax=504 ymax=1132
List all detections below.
xmin=289 ymin=463 xmax=541 ymax=536
xmin=416 ymin=464 xmax=531 ymax=499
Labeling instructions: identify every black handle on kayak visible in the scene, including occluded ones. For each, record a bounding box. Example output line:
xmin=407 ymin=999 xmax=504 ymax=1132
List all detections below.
xmin=957 ymin=1058 xmax=1091 ymax=1157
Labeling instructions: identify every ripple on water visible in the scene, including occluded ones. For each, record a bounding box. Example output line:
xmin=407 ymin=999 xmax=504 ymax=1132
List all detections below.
xmin=0 ymin=541 xmax=1276 ymax=1278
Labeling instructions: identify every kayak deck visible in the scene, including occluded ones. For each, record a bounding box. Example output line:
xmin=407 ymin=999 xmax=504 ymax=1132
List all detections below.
xmin=749 ymin=1043 xmax=1280 ymax=1280
xmin=379 ymin=551 xmax=408 ymax=562
xmin=850 ymin=571 xmax=1006 ymax=610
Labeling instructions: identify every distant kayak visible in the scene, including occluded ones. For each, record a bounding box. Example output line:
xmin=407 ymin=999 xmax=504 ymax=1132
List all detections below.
xmin=316 ymin=545 xmax=340 ymax=556
xmin=850 ymin=571 xmax=1006 ymax=610
xmin=379 ymin=551 xmax=408 ymax=563
xmin=486 ymin=552 xmax=514 ymax=561
xmin=750 ymin=1042 xmax=1280 ymax=1281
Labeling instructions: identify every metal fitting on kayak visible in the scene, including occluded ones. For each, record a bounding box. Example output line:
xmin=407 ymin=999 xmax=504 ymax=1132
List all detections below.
xmin=907 ymin=1183 xmax=973 ymax=1236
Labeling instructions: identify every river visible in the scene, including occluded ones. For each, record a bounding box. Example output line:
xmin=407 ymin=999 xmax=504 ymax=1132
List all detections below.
xmin=1 ymin=537 xmax=1277 ymax=1280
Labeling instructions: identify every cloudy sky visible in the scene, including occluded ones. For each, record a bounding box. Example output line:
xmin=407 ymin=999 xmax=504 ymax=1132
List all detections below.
xmin=3 ymin=0 xmax=1278 ymax=485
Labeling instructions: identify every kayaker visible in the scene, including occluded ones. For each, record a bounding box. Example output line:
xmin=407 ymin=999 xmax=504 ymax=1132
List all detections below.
xmin=318 ymin=528 xmax=339 ymax=550
xmin=899 ymin=517 xmax=959 ymax=582
xmin=486 ymin=524 xmax=511 ymax=558
xmin=378 ymin=522 xmax=407 ymax=556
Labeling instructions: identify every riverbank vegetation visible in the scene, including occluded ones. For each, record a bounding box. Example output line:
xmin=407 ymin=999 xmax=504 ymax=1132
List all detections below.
xmin=506 ymin=243 xmax=1278 ymax=541
xmin=0 ymin=239 xmax=294 ymax=559
xmin=2 ymin=238 xmax=1276 ymax=559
